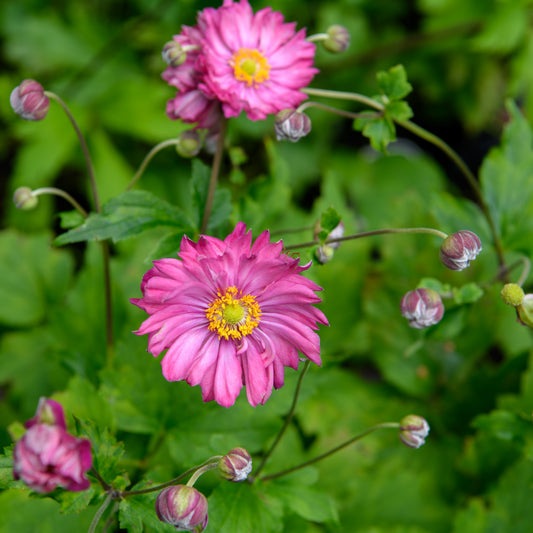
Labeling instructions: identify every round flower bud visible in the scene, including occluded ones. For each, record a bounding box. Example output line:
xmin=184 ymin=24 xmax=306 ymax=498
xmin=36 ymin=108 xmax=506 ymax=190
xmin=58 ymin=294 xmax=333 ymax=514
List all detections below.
xmin=275 ymin=109 xmax=311 ymax=142
xmin=501 ymin=283 xmax=525 ymax=307
xmin=517 ymin=294 xmax=533 ymax=329
xmin=399 ymin=415 xmax=430 ymax=449
xmin=400 ymin=288 xmax=444 ymax=329
xmin=13 ymin=187 xmax=38 ymax=210
xmin=156 ymin=485 xmax=208 ymax=532
xmin=10 ymin=79 xmax=50 ymax=121
xmin=176 ymin=130 xmax=202 ymax=158
xmin=218 ymin=447 xmax=253 ymax=482
xmin=315 ymin=244 xmax=335 ymax=264
xmin=162 ymin=40 xmax=187 ymax=67
xmin=440 ymin=230 xmax=482 ymax=271
xmin=323 ymin=25 xmax=350 ymax=53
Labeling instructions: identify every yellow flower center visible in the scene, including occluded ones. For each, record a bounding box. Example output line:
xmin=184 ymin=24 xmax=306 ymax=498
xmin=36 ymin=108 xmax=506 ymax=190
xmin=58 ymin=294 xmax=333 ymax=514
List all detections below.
xmin=231 ymin=48 xmax=270 ymax=87
xmin=206 ymin=286 xmax=262 ymax=340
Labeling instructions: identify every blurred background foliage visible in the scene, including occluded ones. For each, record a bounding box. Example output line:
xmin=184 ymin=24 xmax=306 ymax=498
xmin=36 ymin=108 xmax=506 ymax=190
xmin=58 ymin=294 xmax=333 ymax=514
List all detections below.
xmin=1 ymin=0 xmax=533 ymax=532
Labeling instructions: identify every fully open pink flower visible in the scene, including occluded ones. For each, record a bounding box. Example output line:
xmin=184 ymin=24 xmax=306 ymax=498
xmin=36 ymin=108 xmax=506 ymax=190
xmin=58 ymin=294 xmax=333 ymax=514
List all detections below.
xmin=131 ymin=222 xmax=328 ymax=407
xmin=162 ymin=0 xmax=318 ymax=125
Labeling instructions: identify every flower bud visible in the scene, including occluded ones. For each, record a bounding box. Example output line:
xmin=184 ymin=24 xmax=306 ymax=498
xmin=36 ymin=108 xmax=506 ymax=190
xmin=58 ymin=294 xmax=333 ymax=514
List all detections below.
xmin=315 ymin=244 xmax=335 ymax=264
xmin=162 ymin=40 xmax=187 ymax=67
xmin=156 ymin=485 xmax=208 ymax=532
xmin=399 ymin=415 xmax=430 ymax=449
xmin=400 ymin=288 xmax=444 ymax=329
xmin=13 ymin=424 xmax=92 ymax=493
xmin=440 ymin=230 xmax=482 ymax=271
xmin=517 ymin=294 xmax=533 ymax=329
xmin=26 ymin=397 xmax=66 ymax=430
xmin=323 ymin=25 xmax=350 ymax=53
xmin=176 ymin=130 xmax=202 ymax=158
xmin=218 ymin=447 xmax=253 ymax=482
xmin=275 ymin=109 xmax=311 ymax=142
xmin=13 ymin=187 xmax=38 ymax=210
xmin=501 ymin=283 xmax=525 ymax=307
xmin=10 ymin=79 xmax=50 ymax=121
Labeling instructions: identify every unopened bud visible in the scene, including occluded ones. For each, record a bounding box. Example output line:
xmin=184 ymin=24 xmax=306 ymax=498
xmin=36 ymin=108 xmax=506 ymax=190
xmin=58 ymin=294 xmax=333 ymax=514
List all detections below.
xmin=10 ymin=79 xmax=49 ymax=121
xmin=176 ymin=130 xmax=202 ymax=158
xmin=440 ymin=230 xmax=482 ymax=271
xmin=13 ymin=187 xmax=38 ymax=210
xmin=517 ymin=294 xmax=533 ymax=329
xmin=218 ymin=447 xmax=253 ymax=482
xmin=399 ymin=415 xmax=430 ymax=449
xmin=400 ymin=288 xmax=444 ymax=329
xmin=156 ymin=485 xmax=208 ymax=532
xmin=26 ymin=397 xmax=66 ymax=430
xmin=501 ymin=283 xmax=525 ymax=307
xmin=162 ymin=41 xmax=187 ymax=67
xmin=275 ymin=110 xmax=311 ymax=142
xmin=315 ymin=244 xmax=335 ymax=264
xmin=323 ymin=25 xmax=350 ymax=53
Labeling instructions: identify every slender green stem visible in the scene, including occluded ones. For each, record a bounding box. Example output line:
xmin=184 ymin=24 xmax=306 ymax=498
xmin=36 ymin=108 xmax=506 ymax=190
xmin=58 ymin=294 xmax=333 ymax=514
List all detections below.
xmin=101 ymin=241 xmax=114 ymax=365
xmin=126 ymin=139 xmax=181 ymax=191
xmin=121 ymin=458 xmax=220 ymax=498
xmin=186 ymin=462 xmax=220 ymax=487
xmin=303 ymin=87 xmax=384 ymax=111
xmin=284 ymin=227 xmax=448 ymax=251
xmin=251 ymin=360 xmax=312 ymax=482
xmin=201 ymin=118 xmax=227 ymax=234
xmin=306 ymin=32 xmax=329 ymax=43
xmin=88 ymin=492 xmax=114 ymax=533
xmin=45 ymin=91 xmax=100 ymax=213
xmin=517 ymin=257 xmax=531 ymax=287
xmin=261 ymin=422 xmax=400 ymax=482
xmin=297 ymin=100 xmax=381 ymax=120
xmin=31 ymin=187 xmax=88 ymax=218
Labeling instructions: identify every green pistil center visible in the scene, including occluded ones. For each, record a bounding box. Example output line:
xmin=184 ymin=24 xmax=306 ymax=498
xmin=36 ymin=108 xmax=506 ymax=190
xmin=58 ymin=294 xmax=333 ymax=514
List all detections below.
xmin=223 ymin=302 xmax=245 ymax=325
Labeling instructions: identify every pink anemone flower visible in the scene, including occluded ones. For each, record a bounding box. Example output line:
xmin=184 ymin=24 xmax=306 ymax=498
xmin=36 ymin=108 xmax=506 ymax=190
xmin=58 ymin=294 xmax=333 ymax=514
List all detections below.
xmin=131 ymin=222 xmax=328 ymax=407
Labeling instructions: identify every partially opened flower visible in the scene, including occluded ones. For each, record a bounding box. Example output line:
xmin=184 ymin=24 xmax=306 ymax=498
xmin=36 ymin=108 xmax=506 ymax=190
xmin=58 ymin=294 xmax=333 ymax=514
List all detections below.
xmin=199 ymin=0 xmax=318 ymax=120
xmin=132 ymin=222 xmax=328 ymax=407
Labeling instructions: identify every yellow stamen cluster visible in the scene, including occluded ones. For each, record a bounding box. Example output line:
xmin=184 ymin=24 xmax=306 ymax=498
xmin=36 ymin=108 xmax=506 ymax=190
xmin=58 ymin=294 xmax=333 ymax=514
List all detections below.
xmin=231 ymin=48 xmax=270 ymax=87
xmin=206 ymin=286 xmax=261 ymax=340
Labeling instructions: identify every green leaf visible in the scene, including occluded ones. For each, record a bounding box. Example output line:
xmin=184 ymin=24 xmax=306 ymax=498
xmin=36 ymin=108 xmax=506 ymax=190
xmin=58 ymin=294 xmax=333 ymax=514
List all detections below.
xmin=54 ymin=191 xmax=194 ymax=245
xmin=208 ymin=481 xmax=284 ymax=533
xmin=0 ymin=446 xmax=20 ymax=490
xmin=58 ymin=210 xmax=85 ymax=230
xmin=56 ymin=487 xmax=96 ymax=514
xmin=377 ymin=64 xmax=413 ymax=101
xmin=355 ymin=115 xmax=396 ymax=153
xmin=452 ymin=283 xmax=484 ymax=305
xmin=386 ymin=100 xmax=414 ymax=122
xmin=320 ymin=207 xmax=342 ymax=233
xmin=119 ymin=495 xmax=176 ymax=533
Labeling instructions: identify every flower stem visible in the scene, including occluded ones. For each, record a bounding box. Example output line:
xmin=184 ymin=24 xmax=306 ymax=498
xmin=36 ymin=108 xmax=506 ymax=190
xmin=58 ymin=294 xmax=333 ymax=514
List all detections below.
xmin=186 ymin=462 xmax=220 ymax=487
xmin=261 ymin=422 xmax=400 ymax=482
xmin=121 ymin=458 xmax=221 ymax=497
xmin=284 ymin=226 xmax=448 ymax=251
xmin=31 ymin=187 xmax=88 ymax=218
xmin=251 ymin=360 xmax=311 ymax=482
xmin=297 ymin=100 xmax=381 ymax=120
xmin=200 ymin=118 xmax=227 ymax=234
xmin=517 ymin=256 xmax=531 ymax=287
xmin=88 ymin=492 xmax=114 ymax=533
xmin=126 ymin=139 xmax=181 ymax=191
xmin=303 ymin=87 xmax=507 ymax=272
xmin=44 ymin=91 xmax=100 ymax=213
xmin=90 ymin=467 xmax=111 ymax=491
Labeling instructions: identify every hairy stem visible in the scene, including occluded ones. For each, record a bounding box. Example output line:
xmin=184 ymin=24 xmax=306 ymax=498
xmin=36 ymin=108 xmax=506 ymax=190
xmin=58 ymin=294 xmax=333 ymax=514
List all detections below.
xmin=126 ymin=139 xmax=181 ymax=191
xmin=200 ymin=118 xmax=227 ymax=234
xmin=261 ymin=422 xmax=400 ymax=482
xmin=88 ymin=493 xmax=114 ymax=533
xmin=250 ymin=360 xmax=311 ymax=482
xmin=284 ymin=226 xmax=448 ymax=251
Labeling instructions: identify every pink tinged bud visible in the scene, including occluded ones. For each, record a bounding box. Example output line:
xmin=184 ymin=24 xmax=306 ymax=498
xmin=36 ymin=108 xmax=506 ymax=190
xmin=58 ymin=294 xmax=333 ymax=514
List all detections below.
xmin=13 ymin=187 xmax=38 ymax=210
xmin=399 ymin=415 xmax=430 ymax=449
xmin=440 ymin=230 xmax=482 ymax=271
xmin=275 ymin=110 xmax=311 ymax=142
xmin=13 ymin=424 xmax=92 ymax=493
xmin=162 ymin=41 xmax=187 ymax=67
xmin=25 ymin=397 xmax=67 ymax=430
xmin=323 ymin=25 xmax=350 ymax=53
xmin=218 ymin=447 xmax=253 ymax=482
xmin=10 ymin=79 xmax=50 ymax=121
xmin=156 ymin=485 xmax=208 ymax=532
xmin=400 ymin=288 xmax=444 ymax=329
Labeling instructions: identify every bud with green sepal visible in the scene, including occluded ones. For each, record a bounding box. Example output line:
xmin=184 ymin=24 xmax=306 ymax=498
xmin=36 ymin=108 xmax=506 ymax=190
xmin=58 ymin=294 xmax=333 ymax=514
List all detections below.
xmin=218 ymin=447 xmax=253 ymax=482
xmin=156 ymin=485 xmax=208 ymax=532
xmin=13 ymin=187 xmax=38 ymax=210
xmin=162 ymin=40 xmax=187 ymax=67
xmin=176 ymin=130 xmax=202 ymax=158
xmin=399 ymin=415 xmax=430 ymax=449
xmin=323 ymin=25 xmax=350 ymax=53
